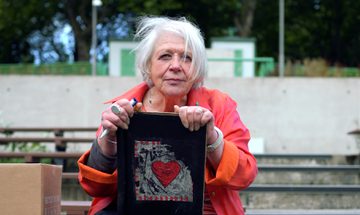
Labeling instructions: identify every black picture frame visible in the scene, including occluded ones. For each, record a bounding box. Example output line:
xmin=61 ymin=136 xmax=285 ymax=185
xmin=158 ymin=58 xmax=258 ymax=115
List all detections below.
xmin=117 ymin=112 xmax=207 ymax=215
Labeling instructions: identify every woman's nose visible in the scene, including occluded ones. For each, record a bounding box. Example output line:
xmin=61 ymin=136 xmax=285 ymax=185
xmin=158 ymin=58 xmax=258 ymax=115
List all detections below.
xmin=169 ymin=56 xmax=182 ymax=72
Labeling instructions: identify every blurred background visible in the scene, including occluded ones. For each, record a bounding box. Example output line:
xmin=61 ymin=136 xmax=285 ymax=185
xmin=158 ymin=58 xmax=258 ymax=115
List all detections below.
xmin=0 ymin=0 xmax=359 ymax=77
xmin=0 ymin=0 xmax=359 ymax=213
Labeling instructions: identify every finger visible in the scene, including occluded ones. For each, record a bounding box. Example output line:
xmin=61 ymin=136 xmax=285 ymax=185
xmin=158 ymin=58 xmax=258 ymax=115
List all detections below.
xmin=112 ymin=100 xmax=133 ymax=122
xmin=177 ymin=106 xmax=189 ymax=129
xmin=118 ymin=113 xmax=130 ymax=127
xmin=117 ymin=98 xmax=139 ymax=116
xmin=123 ymin=102 xmax=136 ymax=118
xmin=101 ymin=119 xmax=117 ymax=137
xmin=202 ymin=112 xmax=215 ymax=142
xmin=105 ymin=111 xmax=129 ymax=130
xmin=200 ymin=110 xmax=213 ymax=127
xmin=111 ymin=104 xmax=130 ymax=125
xmin=114 ymin=99 xmax=134 ymax=117
xmin=193 ymin=108 xmax=204 ymax=131
xmin=102 ymin=104 xmax=129 ymax=128
xmin=134 ymin=102 xmax=143 ymax=112
xmin=174 ymin=105 xmax=180 ymax=113
xmin=186 ymin=108 xmax=196 ymax=131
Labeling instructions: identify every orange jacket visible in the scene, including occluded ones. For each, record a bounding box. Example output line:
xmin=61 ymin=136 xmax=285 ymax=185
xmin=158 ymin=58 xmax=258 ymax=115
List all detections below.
xmin=78 ymin=82 xmax=258 ymax=215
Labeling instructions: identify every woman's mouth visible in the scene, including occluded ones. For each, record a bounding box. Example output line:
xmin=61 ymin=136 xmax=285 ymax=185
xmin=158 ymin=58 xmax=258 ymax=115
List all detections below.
xmin=165 ymin=79 xmax=185 ymax=85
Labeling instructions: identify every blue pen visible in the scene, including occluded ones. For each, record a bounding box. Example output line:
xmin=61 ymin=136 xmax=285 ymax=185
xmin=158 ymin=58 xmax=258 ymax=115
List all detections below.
xmin=99 ymin=98 xmax=138 ymax=139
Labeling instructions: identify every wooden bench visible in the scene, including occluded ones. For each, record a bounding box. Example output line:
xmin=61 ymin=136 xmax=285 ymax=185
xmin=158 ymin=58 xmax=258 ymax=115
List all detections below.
xmin=245 ymin=209 xmax=360 ymax=215
xmin=0 ymin=127 xmax=96 ymax=145
xmin=246 ymin=154 xmax=360 ymax=196
xmin=244 ymin=184 xmax=360 ymax=192
xmin=0 ymin=126 xmax=96 ymax=167
xmin=0 ymin=127 xmax=97 ymax=134
xmin=1 ymin=129 xmax=358 ymax=212
xmin=254 ymin=153 xmax=333 ymax=159
xmin=61 ymin=200 xmax=91 ymax=215
xmin=0 ymin=136 xmax=94 ymax=144
xmin=61 ymin=162 xmax=360 ymax=179
xmin=0 ymin=151 xmax=83 ymax=163
xmin=258 ymin=164 xmax=360 ymax=172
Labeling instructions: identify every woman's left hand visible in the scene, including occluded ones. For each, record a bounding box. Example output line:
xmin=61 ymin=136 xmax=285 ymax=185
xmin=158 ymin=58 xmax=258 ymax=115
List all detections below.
xmin=174 ymin=105 xmax=218 ymax=145
xmin=175 ymin=105 xmax=224 ymax=168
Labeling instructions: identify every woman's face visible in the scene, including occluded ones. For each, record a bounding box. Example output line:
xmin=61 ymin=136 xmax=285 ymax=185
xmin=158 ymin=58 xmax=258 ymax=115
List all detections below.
xmin=149 ymin=32 xmax=195 ymax=98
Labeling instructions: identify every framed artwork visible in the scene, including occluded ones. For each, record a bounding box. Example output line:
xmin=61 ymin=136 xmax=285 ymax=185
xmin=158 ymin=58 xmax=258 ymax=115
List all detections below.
xmin=117 ymin=112 xmax=206 ymax=215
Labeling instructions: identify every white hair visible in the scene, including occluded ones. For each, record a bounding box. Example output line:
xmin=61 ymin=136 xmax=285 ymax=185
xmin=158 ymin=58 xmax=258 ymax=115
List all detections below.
xmin=133 ymin=16 xmax=207 ymax=88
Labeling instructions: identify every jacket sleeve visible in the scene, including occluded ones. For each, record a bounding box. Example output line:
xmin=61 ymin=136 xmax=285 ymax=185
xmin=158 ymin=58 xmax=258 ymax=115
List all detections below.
xmin=78 ymin=149 xmax=118 ymax=197
xmin=205 ymin=94 xmax=258 ymax=190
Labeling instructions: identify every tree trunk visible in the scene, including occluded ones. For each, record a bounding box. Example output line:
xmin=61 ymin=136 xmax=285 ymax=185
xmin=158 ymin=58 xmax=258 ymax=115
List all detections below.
xmin=329 ymin=0 xmax=343 ymax=64
xmin=63 ymin=0 xmax=91 ymax=62
xmin=234 ymin=0 xmax=257 ymax=37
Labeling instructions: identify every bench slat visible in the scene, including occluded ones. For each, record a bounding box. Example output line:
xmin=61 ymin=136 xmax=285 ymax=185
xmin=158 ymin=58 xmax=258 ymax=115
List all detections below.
xmin=244 ymin=184 xmax=360 ymax=192
xmin=258 ymin=164 xmax=360 ymax=172
xmin=0 ymin=127 xmax=97 ymax=132
xmin=254 ymin=154 xmax=333 ymax=159
xmin=63 ymin=172 xmax=78 ymax=179
xmin=245 ymin=209 xmax=360 ymax=215
xmin=61 ymin=200 xmax=91 ymax=215
xmin=0 ymin=152 xmax=82 ymax=158
xmin=0 ymin=137 xmax=93 ymax=143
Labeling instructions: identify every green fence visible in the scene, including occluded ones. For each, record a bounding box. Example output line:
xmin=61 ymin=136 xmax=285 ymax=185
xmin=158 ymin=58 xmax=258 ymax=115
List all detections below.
xmin=0 ymin=59 xmax=275 ymax=77
xmin=285 ymin=64 xmax=360 ymax=77
xmin=0 ymin=62 xmax=108 ymax=76
xmin=326 ymin=67 xmax=360 ymax=77
xmin=2 ymin=59 xmax=358 ymax=77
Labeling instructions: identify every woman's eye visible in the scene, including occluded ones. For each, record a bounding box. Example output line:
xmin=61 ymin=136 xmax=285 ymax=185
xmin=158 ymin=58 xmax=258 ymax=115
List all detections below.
xmin=159 ymin=54 xmax=171 ymax=60
xmin=183 ymin=55 xmax=192 ymax=62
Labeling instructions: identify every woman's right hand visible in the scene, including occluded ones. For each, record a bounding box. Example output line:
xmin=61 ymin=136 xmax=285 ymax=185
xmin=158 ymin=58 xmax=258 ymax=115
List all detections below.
xmin=98 ymin=99 xmax=142 ymax=157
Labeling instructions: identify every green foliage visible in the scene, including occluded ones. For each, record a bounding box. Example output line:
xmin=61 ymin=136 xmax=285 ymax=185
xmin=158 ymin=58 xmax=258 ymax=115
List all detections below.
xmin=253 ymin=0 xmax=360 ymax=66
xmin=281 ymin=58 xmax=360 ymax=77
xmin=117 ymin=0 xmax=182 ymax=15
xmin=0 ymin=0 xmax=360 ymax=67
xmin=0 ymin=0 xmax=57 ymax=63
xmin=116 ymin=0 xmax=241 ymax=47
xmin=0 ymin=114 xmax=51 ymax=163
xmin=0 ymin=62 xmax=108 ymax=76
xmin=7 ymin=142 xmax=46 ymax=153
xmin=0 ymin=142 xmax=51 ymax=164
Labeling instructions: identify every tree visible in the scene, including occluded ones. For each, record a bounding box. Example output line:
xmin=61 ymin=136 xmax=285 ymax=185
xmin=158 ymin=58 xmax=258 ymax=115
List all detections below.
xmin=0 ymin=0 xmax=256 ymax=63
xmin=57 ymin=0 xmax=126 ymax=62
xmin=252 ymin=0 xmax=360 ymax=66
xmin=234 ymin=0 xmax=257 ymax=37
xmin=0 ymin=0 xmax=128 ymax=63
xmin=2 ymin=0 xmax=359 ymax=67
xmin=117 ymin=0 xmax=253 ymax=47
xmin=0 ymin=0 xmax=57 ymax=63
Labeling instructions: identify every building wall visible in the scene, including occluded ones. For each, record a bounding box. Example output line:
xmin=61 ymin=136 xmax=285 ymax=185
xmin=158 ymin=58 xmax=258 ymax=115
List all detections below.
xmin=0 ymin=76 xmax=359 ymax=155
xmin=211 ymin=39 xmax=255 ymax=77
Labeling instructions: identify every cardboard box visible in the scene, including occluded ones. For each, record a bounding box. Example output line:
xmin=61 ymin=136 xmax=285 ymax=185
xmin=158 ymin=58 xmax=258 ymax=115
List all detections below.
xmin=0 ymin=163 xmax=62 ymax=215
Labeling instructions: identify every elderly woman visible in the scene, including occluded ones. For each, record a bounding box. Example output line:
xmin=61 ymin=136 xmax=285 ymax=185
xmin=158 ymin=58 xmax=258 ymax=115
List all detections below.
xmin=78 ymin=16 xmax=257 ymax=215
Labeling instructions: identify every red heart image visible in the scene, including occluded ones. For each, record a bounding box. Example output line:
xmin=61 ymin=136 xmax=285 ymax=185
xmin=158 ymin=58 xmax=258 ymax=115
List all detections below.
xmin=151 ymin=160 xmax=181 ymax=188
